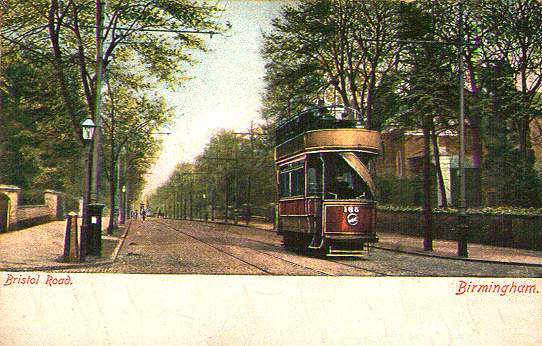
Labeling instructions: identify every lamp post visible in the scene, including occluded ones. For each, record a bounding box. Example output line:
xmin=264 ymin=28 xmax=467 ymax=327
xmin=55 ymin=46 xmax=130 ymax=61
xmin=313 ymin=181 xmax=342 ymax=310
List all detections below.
xmin=80 ymin=118 xmax=96 ymax=261
xmin=120 ymin=185 xmax=126 ymax=224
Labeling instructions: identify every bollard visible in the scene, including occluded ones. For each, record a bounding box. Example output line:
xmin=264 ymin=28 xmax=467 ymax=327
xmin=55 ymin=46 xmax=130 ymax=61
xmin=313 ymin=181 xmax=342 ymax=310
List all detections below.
xmin=63 ymin=212 xmax=80 ymax=262
xmin=456 ymin=223 xmax=469 ymax=257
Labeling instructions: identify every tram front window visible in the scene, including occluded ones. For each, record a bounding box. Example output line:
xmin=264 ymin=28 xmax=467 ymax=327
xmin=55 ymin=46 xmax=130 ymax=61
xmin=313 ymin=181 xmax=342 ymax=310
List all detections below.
xmin=325 ymin=155 xmax=372 ymax=200
xmin=330 ymin=172 xmax=358 ymax=199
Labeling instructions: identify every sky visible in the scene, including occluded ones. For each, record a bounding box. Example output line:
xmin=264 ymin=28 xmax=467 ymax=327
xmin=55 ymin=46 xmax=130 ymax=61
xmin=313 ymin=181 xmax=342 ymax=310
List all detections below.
xmin=142 ymin=0 xmax=285 ymax=198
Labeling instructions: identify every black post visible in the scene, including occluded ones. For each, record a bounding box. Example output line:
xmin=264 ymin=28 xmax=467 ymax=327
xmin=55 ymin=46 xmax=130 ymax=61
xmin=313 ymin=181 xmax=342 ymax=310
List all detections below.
xmin=86 ymin=203 xmax=104 ymax=256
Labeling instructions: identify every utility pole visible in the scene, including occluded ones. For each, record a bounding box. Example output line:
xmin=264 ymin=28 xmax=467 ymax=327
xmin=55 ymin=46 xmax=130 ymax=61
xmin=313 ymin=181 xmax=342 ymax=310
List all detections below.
xmin=234 ymin=124 xmax=266 ymax=225
xmin=173 ymin=177 xmax=178 ymax=219
xmin=189 ymin=174 xmax=193 ymax=220
xmin=457 ymin=0 xmax=469 ymax=257
xmin=183 ymin=176 xmax=188 ymax=219
xmin=91 ymin=0 xmax=106 ymax=203
xmin=247 ymin=122 xmax=255 ymax=226
xmin=0 ymin=1 xmax=6 ymax=151
xmin=233 ymin=143 xmax=239 ymax=225
xmin=211 ymin=174 xmax=216 ymax=221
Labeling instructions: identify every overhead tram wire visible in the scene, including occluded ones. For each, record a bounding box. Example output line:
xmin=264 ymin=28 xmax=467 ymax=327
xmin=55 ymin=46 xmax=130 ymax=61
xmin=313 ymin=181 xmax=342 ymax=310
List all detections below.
xmin=81 ymin=25 xmax=220 ymax=37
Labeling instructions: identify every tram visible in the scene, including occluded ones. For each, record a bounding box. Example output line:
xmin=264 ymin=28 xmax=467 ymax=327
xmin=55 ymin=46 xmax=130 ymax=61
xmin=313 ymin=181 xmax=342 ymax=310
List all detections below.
xmin=274 ymin=104 xmax=382 ymax=256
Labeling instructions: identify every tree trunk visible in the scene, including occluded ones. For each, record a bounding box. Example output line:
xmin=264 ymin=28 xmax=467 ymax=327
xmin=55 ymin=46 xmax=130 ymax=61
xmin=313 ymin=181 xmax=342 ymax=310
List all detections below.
xmin=118 ymin=152 xmax=124 ymax=224
xmin=422 ymin=115 xmax=433 ymax=251
xmin=466 ymin=53 xmax=483 ymax=206
xmin=107 ymin=122 xmax=116 ymax=234
xmin=365 ymin=68 xmax=377 ymax=130
xmin=224 ymin=182 xmax=229 ymax=224
xmin=518 ymin=114 xmax=530 ymax=166
xmin=431 ymin=127 xmax=448 ymax=208
xmin=108 ymin=153 xmax=116 ymax=234
xmin=468 ymin=102 xmax=483 ymax=207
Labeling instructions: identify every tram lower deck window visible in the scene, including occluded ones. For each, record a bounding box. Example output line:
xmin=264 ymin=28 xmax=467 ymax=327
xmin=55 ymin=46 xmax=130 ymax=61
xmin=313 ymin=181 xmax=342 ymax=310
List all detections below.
xmin=279 ymin=172 xmax=289 ymax=197
xmin=291 ymin=169 xmax=304 ymax=196
xmin=279 ymin=167 xmax=305 ymax=198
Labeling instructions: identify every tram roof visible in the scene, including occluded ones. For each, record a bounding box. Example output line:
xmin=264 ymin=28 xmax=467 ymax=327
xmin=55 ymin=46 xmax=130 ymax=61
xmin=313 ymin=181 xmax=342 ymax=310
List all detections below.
xmin=274 ymin=128 xmax=382 ymax=162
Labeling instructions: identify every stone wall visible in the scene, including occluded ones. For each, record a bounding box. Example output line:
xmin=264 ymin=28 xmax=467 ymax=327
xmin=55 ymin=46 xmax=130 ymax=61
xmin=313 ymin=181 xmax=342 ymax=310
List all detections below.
xmin=0 ymin=185 xmax=21 ymax=231
xmin=44 ymin=190 xmax=64 ymax=220
xmin=376 ymin=210 xmax=542 ymax=251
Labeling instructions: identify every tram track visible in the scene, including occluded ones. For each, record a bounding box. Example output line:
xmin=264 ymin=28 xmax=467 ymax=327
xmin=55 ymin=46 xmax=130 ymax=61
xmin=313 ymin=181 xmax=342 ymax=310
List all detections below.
xmin=209 ymin=220 xmax=425 ymax=276
xmin=156 ymin=219 xmax=407 ymax=276
xmin=193 ymin=220 xmax=425 ymax=276
xmin=191 ymin=220 xmax=421 ymax=276
xmin=327 ymin=256 xmax=424 ymax=276
xmin=156 ymin=219 xmax=348 ymax=276
xmin=244 ymin=237 xmax=416 ymax=276
xmin=156 ymin=220 xmax=273 ymax=275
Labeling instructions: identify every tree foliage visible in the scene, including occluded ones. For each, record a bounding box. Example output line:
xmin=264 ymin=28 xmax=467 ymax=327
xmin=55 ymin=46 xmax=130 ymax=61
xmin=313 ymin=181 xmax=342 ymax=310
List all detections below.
xmin=148 ymin=127 xmax=275 ymax=220
xmin=0 ymin=0 xmax=222 ymax=211
xmin=261 ymin=0 xmax=402 ymax=130
xmin=261 ymin=0 xmax=542 ymax=209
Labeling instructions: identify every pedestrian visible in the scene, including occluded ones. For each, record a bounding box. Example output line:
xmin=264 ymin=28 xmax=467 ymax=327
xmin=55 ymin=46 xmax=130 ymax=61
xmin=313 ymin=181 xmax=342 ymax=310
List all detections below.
xmin=141 ymin=209 xmax=146 ymax=221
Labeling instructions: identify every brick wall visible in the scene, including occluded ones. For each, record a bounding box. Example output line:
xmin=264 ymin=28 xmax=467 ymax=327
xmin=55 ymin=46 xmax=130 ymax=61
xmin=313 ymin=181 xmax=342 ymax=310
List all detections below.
xmin=376 ymin=210 xmax=542 ymax=251
xmin=16 ymin=205 xmax=54 ymax=229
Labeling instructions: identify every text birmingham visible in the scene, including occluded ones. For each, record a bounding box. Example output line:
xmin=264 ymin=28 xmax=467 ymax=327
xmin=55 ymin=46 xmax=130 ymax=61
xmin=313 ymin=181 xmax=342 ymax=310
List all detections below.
xmin=456 ymin=280 xmax=539 ymax=296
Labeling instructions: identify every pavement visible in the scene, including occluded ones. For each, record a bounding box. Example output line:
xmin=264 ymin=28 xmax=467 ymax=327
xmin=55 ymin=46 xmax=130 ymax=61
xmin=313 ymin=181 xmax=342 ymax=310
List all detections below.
xmin=0 ymin=217 xmax=541 ymax=271
xmin=0 ymin=217 xmax=128 ymax=272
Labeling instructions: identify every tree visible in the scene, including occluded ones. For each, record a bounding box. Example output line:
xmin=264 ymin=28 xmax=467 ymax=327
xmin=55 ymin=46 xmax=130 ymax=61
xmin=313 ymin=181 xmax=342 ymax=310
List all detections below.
xmin=482 ymin=60 xmax=542 ymax=207
xmin=261 ymin=0 xmax=402 ymax=129
xmin=2 ymin=0 xmax=222 ymax=214
xmin=149 ymin=126 xmax=275 ymax=223
xmin=395 ymin=1 xmax=458 ymax=250
xmin=101 ymin=76 xmax=172 ymax=232
xmin=482 ymin=0 xmax=542 ymax=165
xmin=0 ymin=52 xmax=82 ymax=205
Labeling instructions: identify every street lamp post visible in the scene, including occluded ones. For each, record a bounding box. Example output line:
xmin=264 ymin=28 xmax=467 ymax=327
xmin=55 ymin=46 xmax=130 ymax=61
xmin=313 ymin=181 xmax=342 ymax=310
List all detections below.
xmin=80 ymin=118 xmax=96 ymax=261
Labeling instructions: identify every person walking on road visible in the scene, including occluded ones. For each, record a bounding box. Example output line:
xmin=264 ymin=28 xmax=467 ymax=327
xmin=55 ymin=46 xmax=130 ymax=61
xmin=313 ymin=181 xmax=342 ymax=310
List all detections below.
xmin=141 ymin=209 xmax=146 ymax=221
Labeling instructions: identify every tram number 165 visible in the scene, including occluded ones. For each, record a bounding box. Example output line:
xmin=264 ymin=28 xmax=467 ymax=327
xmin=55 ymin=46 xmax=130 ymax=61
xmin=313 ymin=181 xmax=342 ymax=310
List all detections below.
xmin=343 ymin=206 xmax=359 ymax=213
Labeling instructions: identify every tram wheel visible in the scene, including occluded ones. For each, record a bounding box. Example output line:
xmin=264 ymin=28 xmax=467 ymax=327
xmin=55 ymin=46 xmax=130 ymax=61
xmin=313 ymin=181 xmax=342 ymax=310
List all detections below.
xmin=282 ymin=232 xmax=311 ymax=252
xmin=281 ymin=232 xmax=296 ymax=250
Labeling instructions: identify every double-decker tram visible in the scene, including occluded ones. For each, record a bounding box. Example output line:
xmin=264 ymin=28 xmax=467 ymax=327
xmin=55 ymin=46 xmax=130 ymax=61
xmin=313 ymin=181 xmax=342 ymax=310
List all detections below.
xmin=274 ymin=105 xmax=382 ymax=256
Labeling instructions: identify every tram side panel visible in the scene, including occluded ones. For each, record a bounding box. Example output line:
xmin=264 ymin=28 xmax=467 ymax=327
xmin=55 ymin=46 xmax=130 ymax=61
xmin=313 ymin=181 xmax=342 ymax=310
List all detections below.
xmin=323 ymin=202 xmax=377 ymax=241
xmin=277 ymin=197 xmax=322 ymax=235
xmin=277 ymin=198 xmax=310 ymax=234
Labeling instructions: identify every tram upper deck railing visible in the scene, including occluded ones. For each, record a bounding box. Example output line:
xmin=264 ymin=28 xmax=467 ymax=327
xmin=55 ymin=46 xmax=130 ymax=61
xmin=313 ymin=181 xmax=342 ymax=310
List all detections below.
xmin=275 ymin=105 xmax=364 ymax=145
xmin=274 ymin=105 xmax=381 ymax=161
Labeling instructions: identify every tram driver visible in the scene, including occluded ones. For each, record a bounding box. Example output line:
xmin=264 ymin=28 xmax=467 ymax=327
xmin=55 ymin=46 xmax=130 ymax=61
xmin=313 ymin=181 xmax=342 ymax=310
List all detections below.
xmin=330 ymin=173 xmax=357 ymax=199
